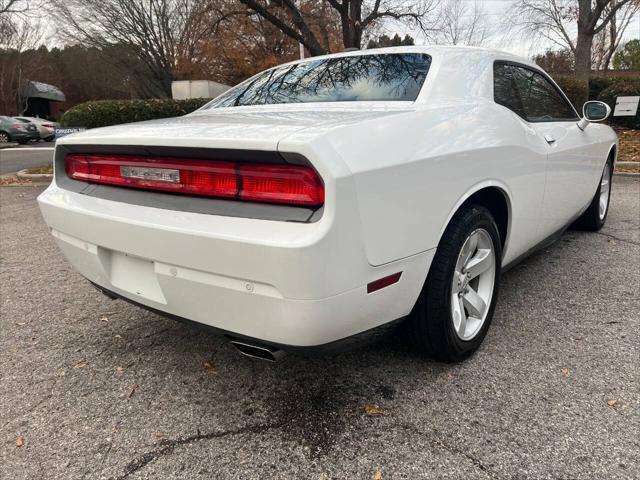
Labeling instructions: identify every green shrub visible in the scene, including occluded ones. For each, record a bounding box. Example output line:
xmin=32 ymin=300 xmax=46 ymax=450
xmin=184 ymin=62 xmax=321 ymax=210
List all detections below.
xmin=598 ymin=78 xmax=640 ymax=129
xmin=589 ymin=76 xmax=614 ymax=101
xmin=61 ymin=98 xmax=212 ymax=128
xmin=554 ymin=75 xmax=587 ymax=110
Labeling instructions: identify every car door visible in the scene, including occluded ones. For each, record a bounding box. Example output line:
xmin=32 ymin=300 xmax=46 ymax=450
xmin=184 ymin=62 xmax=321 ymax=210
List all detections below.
xmin=494 ymin=62 xmax=598 ymax=237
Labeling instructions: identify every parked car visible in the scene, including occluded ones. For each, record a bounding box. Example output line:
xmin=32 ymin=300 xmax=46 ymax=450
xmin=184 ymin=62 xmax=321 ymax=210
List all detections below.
xmin=38 ymin=46 xmax=617 ymax=362
xmin=0 ymin=116 xmax=40 ymax=144
xmin=14 ymin=116 xmax=58 ymax=142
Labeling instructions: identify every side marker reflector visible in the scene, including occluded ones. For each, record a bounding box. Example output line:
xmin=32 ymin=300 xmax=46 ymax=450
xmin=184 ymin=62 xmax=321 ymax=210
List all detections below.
xmin=367 ymin=272 xmax=402 ymax=294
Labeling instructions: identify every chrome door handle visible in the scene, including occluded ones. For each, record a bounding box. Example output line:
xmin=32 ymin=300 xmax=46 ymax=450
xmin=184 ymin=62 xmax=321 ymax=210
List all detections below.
xmin=544 ymin=134 xmax=556 ymax=144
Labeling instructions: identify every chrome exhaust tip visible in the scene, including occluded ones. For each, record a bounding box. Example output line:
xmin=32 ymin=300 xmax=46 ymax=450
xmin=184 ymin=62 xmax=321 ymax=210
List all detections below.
xmin=230 ymin=340 xmax=286 ymax=362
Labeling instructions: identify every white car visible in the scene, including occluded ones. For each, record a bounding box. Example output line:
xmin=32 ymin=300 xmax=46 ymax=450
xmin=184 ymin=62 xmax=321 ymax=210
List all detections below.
xmin=38 ymin=46 xmax=617 ymax=361
xmin=14 ymin=116 xmax=58 ymax=142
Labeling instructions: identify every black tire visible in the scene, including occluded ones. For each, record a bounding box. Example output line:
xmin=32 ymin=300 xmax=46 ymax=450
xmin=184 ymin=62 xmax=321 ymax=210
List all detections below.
xmin=402 ymin=204 xmax=502 ymax=362
xmin=0 ymin=131 xmax=10 ymax=143
xmin=572 ymin=160 xmax=613 ymax=231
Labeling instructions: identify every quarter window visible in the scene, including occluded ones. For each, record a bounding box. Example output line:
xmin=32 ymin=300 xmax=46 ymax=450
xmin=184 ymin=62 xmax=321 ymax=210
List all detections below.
xmin=493 ymin=62 xmax=578 ymax=122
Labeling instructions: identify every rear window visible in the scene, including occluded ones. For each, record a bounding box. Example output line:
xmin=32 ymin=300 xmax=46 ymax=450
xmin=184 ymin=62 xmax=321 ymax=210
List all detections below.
xmin=204 ymin=53 xmax=432 ymax=108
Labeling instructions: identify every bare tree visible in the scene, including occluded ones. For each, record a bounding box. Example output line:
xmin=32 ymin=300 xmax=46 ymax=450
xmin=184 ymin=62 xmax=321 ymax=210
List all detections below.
xmin=237 ymin=0 xmax=435 ymax=54
xmin=49 ymin=0 xmax=233 ymax=97
xmin=591 ymin=0 xmax=639 ymax=70
xmin=0 ymin=16 xmax=43 ymax=113
xmin=435 ymin=0 xmax=490 ymax=46
xmin=510 ymin=0 xmax=639 ymax=93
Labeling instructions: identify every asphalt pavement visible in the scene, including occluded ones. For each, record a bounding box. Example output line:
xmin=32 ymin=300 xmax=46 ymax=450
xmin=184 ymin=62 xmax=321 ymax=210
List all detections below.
xmin=1 ymin=177 xmax=638 ymax=479
xmin=0 ymin=142 xmax=54 ymax=175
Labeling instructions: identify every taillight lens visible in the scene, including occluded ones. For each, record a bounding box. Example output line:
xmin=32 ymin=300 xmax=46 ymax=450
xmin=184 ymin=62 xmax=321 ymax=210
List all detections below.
xmin=64 ymin=154 xmax=324 ymax=207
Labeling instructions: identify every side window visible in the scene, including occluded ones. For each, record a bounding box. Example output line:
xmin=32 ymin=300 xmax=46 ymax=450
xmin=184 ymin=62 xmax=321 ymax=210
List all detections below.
xmin=493 ymin=62 xmax=578 ymax=122
xmin=493 ymin=63 xmax=526 ymax=119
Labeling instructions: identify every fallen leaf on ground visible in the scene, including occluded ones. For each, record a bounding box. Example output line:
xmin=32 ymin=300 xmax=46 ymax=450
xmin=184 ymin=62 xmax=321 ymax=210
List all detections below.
xmin=447 ymin=372 xmax=454 ymax=380
xmin=114 ymin=334 xmax=122 ymax=339
xmin=155 ymin=431 xmax=165 ymax=438
xmin=607 ymin=399 xmax=618 ymax=407
xmin=372 ymin=470 xmax=382 ymax=480
xmin=73 ymin=363 xmax=86 ymax=369
xmin=100 ymin=317 xmax=109 ymax=322
xmin=203 ymin=361 xmax=216 ymax=373
xmin=561 ymin=368 xmax=569 ymax=376
xmin=116 ymin=367 xmax=125 ymax=373
xmin=128 ymin=384 xmax=139 ymax=399
xmin=364 ymin=404 xmax=384 ymax=416
xmin=15 ymin=322 xmax=26 ymax=326
xmin=15 ymin=437 xmax=25 ymax=447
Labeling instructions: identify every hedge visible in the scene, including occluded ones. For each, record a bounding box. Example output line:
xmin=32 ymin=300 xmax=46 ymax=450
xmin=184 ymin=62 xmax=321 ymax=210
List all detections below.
xmin=61 ymin=98 xmax=212 ymax=129
xmin=554 ymin=75 xmax=639 ymax=129
xmin=598 ymin=78 xmax=640 ymax=129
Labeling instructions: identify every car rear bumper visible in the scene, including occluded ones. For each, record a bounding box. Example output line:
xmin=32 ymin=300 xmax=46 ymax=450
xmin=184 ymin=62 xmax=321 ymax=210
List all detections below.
xmin=38 ymin=182 xmax=434 ymax=347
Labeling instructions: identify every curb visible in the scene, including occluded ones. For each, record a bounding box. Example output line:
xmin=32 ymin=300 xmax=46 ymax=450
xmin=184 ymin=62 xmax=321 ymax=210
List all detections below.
xmin=16 ymin=169 xmax=53 ymax=181
xmin=614 ymin=172 xmax=639 ymax=177
xmin=0 ymin=142 xmax=19 ymax=149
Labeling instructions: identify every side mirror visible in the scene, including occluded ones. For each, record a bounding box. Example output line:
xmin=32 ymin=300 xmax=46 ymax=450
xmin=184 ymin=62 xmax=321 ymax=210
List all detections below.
xmin=577 ymin=101 xmax=611 ymax=130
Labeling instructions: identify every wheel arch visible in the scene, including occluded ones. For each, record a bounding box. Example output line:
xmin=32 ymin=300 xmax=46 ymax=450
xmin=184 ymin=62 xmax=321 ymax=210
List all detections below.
xmin=607 ymin=143 xmax=617 ymax=165
xmin=439 ymin=183 xmax=512 ymax=258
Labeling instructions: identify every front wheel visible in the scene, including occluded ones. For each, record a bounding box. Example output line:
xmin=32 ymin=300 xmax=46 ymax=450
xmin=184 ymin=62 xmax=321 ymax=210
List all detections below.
xmin=402 ymin=204 xmax=502 ymax=362
xmin=573 ymin=160 xmax=612 ymax=231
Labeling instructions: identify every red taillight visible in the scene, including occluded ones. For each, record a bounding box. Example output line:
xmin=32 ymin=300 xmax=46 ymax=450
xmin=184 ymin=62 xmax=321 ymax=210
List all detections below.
xmin=64 ymin=154 xmax=324 ymax=207
xmin=43 ymin=123 xmax=55 ymax=128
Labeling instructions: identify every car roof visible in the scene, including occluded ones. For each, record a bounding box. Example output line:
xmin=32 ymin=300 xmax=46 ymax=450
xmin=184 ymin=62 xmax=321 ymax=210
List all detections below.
xmin=273 ymin=45 xmax=538 ymax=71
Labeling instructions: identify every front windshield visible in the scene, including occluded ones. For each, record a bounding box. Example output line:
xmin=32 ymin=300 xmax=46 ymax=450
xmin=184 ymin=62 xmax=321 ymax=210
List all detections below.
xmin=204 ymin=53 xmax=431 ymax=109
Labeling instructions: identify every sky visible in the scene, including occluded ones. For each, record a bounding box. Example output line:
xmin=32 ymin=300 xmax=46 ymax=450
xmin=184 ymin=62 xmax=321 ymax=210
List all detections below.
xmin=387 ymin=0 xmax=640 ymax=58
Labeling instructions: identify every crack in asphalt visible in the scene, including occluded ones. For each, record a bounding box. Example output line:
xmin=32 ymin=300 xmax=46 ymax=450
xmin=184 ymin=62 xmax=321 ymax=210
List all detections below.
xmin=595 ymin=231 xmax=640 ymax=247
xmin=394 ymin=423 xmax=501 ymax=480
xmin=111 ymin=422 xmax=283 ymax=480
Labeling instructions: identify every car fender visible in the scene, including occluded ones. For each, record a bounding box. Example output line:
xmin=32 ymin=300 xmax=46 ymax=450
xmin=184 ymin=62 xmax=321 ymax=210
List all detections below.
xmin=438 ymin=179 xmax=514 ymax=259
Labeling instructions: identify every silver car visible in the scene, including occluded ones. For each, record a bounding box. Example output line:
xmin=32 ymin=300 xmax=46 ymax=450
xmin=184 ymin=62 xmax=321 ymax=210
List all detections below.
xmin=14 ymin=117 xmax=58 ymax=142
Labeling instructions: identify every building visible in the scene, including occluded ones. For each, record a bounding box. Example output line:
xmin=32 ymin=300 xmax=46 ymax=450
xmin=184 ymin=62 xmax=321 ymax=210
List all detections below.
xmin=20 ymin=80 xmax=66 ymax=119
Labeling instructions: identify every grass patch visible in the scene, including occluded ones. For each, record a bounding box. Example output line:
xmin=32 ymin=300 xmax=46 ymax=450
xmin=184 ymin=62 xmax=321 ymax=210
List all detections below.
xmin=26 ymin=165 xmax=53 ymax=175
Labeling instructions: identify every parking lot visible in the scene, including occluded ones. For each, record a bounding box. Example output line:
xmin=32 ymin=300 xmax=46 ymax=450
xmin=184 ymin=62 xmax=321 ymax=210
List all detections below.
xmin=1 ymin=177 xmax=638 ymax=479
xmin=0 ymin=143 xmax=54 ymax=175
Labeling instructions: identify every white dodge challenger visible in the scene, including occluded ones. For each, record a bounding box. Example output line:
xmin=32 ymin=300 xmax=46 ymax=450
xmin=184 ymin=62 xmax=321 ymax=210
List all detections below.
xmin=38 ymin=46 xmax=617 ymax=361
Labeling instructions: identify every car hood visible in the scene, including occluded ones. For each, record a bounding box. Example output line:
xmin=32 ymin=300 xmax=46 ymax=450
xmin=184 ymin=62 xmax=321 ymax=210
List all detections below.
xmin=56 ymin=104 xmax=413 ymax=151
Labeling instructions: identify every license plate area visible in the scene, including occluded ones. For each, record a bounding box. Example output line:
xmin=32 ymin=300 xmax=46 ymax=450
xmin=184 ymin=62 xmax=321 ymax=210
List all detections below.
xmin=108 ymin=251 xmax=166 ymax=304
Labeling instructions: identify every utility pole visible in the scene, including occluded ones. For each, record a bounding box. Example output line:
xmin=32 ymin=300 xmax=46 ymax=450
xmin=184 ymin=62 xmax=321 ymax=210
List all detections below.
xmin=297 ymin=0 xmax=304 ymax=59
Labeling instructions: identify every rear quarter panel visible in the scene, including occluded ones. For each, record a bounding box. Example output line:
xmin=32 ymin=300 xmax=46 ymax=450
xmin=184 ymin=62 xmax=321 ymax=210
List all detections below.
xmin=284 ymin=101 xmax=551 ymax=266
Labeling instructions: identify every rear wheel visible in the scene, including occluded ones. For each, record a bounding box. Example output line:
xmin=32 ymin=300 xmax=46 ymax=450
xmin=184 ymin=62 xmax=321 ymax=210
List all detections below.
xmin=0 ymin=131 xmax=9 ymax=143
xmin=574 ymin=160 xmax=612 ymax=231
xmin=403 ymin=204 xmax=502 ymax=362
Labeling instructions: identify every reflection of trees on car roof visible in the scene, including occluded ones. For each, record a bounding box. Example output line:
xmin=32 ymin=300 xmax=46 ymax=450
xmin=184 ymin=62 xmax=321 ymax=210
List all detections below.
xmin=209 ymin=54 xmax=432 ymax=107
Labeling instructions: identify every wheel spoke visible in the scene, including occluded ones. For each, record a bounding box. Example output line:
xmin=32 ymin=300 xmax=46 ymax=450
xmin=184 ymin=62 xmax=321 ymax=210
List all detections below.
xmin=461 ymin=232 xmax=478 ymax=265
xmin=452 ymin=294 xmax=467 ymax=336
xmin=464 ymin=248 xmax=493 ymax=279
xmin=462 ymin=288 xmax=486 ymax=318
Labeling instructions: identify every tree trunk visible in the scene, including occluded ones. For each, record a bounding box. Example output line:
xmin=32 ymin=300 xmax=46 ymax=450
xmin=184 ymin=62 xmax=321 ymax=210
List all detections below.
xmin=574 ymin=28 xmax=593 ymax=105
xmin=340 ymin=0 xmax=363 ymax=49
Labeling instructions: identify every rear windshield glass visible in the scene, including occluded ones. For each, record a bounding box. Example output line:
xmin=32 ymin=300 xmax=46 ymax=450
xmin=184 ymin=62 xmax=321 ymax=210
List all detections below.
xmin=204 ymin=53 xmax=431 ymax=108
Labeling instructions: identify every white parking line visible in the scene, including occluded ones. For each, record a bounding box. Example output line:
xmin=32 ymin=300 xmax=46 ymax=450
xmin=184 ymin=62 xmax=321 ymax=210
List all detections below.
xmin=1 ymin=147 xmax=55 ymax=152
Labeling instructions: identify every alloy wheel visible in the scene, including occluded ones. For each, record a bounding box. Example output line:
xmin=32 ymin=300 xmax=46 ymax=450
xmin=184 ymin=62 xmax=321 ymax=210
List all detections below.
xmin=599 ymin=162 xmax=611 ymax=220
xmin=451 ymin=228 xmax=496 ymax=341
